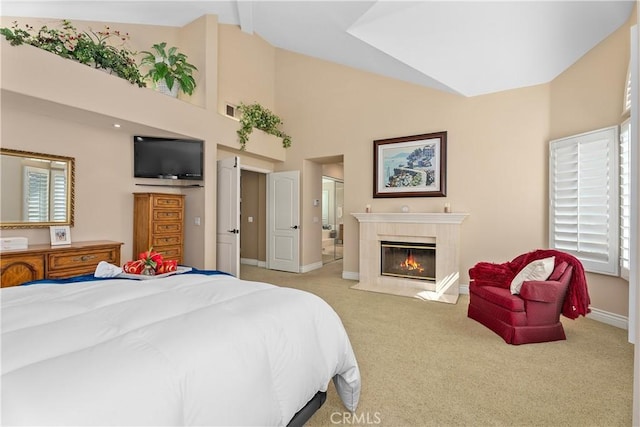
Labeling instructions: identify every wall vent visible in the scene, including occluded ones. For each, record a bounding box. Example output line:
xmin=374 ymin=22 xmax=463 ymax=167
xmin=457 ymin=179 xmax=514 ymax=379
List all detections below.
xmin=225 ymin=103 xmax=239 ymax=120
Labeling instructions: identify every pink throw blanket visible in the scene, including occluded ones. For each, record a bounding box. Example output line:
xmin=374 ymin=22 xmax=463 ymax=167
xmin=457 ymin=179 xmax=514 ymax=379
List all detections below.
xmin=469 ymin=249 xmax=590 ymax=319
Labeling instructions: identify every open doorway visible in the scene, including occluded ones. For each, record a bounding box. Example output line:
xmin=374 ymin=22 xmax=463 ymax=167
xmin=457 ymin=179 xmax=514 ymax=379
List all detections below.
xmin=239 ymin=169 xmax=267 ymax=268
xmin=322 ymin=175 xmax=344 ymax=264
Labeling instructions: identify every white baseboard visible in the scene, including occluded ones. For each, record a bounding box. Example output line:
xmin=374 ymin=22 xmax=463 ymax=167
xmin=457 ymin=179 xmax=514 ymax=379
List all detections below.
xmin=240 ymin=258 xmax=266 ymax=268
xmin=461 ymin=283 xmax=627 ymax=330
xmin=343 ymin=271 xmax=359 ymax=281
xmin=301 ymin=261 xmax=323 ymax=273
xmin=587 ymin=308 xmax=628 ymax=330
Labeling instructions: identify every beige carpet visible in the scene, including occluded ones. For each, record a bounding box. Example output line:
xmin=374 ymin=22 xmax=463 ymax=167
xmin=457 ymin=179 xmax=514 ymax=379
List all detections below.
xmin=240 ymin=261 xmax=634 ymax=427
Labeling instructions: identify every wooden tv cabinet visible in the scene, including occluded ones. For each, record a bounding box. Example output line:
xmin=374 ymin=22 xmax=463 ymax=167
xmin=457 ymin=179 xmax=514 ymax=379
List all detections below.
xmin=0 ymin=240 xmax=122 ymax=288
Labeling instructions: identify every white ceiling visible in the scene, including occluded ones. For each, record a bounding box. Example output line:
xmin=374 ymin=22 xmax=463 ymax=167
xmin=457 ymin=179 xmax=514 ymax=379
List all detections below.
xmin=1 ymin=1 xmax=635 ymax=96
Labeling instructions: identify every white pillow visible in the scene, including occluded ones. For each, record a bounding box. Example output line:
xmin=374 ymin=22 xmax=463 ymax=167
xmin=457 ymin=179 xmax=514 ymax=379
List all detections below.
xmin=510 ymin=256 xmax=555 ymax=295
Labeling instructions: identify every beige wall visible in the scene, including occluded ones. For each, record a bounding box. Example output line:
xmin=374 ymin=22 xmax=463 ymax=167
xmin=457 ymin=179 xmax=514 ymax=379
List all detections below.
xmin=1 ymin=154 xmax=23 ymax=220
xmin=275 ymin=49 xmax=551 ymax=279
xmin=302 ymin=159 xmax=324 ymax=268
xmin=322 ymin=163 xmax=344 ymax=180
xmin=218 ymin=24 xmax=277 ymax=114
xmin=1 ymin=101 xmax=141 ymax=259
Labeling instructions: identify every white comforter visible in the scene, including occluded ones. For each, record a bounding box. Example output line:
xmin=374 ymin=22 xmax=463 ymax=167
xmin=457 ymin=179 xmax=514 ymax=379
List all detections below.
xmin=1 ymin=273 xmax=360 ymax=426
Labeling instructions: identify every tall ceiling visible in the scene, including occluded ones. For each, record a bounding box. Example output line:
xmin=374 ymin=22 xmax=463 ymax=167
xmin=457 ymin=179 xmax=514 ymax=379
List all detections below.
xmin=1 ymin=1 xmax=635 ymax=97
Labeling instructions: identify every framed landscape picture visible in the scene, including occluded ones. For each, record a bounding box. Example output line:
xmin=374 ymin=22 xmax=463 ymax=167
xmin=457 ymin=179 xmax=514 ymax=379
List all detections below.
xmin=373 ymin=131 xmax=447 ymax=198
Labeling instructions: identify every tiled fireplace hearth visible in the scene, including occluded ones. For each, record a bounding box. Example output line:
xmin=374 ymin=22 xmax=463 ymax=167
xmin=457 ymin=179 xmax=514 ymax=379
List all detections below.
xmin=352 ymin=212 xmax=468 ymax=304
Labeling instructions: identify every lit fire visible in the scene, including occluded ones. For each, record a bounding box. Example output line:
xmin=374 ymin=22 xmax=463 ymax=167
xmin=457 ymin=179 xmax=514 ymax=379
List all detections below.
xmin=400 ymin=252 xmax=425 ymax=273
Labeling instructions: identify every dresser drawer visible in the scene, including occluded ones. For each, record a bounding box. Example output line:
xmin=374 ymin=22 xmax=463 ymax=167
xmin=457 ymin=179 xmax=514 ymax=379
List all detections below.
xmin=153 ymin=196 xmax=184 ymax=209
xmin=153 ymin=210 xmax=183 ymax=221
xmin=152 ymin=234 xmax=182 ymax=247
xmin=1 ymin=254 xmax=45 ymax=287
xmin=153 ymin=222 xmax=183 ymax=234
xmin=48 ymin=247 xmax=119 ymax=273
xmin=154 ymin=245 xmax=182 ymax=261
xmin=48 ymin=267 xmax=101 ymax=280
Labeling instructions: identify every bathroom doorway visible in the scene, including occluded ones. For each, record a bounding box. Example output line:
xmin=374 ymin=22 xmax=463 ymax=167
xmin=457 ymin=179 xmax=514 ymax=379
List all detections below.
xmin=322 ymin=176 xmax=344 ymax=264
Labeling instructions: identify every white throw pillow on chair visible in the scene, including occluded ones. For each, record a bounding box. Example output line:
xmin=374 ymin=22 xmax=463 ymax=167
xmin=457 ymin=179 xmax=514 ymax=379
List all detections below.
xmin=510 ymin=256 xmax=555 ymax=295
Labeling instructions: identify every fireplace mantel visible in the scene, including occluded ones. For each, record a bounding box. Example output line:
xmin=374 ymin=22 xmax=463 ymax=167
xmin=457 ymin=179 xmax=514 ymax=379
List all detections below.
xmin=352 ymin=212 xmax=469 ymax=304
xmin=352 ymin=212 xmax=468 ymax=224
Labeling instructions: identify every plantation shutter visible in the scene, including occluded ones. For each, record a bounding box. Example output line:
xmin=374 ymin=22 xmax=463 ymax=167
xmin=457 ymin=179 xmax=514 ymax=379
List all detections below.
xmin=23 ymin=166 xmax=49 ymax=222
xmin=51 ymin=169 xmax=67 ymax=222
xmin=50 ymin=169 xmax=67 ymax=222
xmin=549 ymin=126 xmax=619 ymax=275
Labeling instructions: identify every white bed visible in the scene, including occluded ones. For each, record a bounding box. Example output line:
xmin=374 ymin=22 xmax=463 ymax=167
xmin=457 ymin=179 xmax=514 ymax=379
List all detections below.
xmin=1 ymin=271 xmax=361 ymax=426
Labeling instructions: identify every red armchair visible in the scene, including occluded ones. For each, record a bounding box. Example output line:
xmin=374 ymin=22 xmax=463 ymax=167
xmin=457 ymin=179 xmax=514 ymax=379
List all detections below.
xmin=467 ymin=250 xmax=589 ymax=345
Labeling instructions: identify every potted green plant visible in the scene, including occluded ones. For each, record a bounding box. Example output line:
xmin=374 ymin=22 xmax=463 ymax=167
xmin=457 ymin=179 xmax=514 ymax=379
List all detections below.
xmin=236 ymin=102 xmax=292 ymax=150
xmin=140 ymin=42 xmax=197 ymax=97
xmin=0 ymin=20 xmax=145 ymax=87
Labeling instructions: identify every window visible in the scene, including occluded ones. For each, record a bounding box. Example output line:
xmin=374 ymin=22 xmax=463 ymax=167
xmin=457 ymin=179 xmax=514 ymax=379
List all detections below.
xmin=620 ymin=119 xmax=631 ymax=280
xmin=549 ymin=126 xmax=619 ymax=276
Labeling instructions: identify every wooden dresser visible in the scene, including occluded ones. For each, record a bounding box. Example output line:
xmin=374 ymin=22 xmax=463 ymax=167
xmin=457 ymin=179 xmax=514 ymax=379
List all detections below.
xmin=133 ymin=193 xmax=184 ymax=264
xmin=0 ymin=240 xmax=122 ymax=288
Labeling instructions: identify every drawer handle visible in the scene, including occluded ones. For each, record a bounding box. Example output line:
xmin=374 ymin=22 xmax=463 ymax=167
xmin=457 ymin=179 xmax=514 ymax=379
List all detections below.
xmin=74 ymin=255 xmax=97 ymax=262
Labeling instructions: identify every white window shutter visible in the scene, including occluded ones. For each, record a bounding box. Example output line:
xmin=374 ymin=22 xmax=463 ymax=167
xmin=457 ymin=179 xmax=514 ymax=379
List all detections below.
xmin=549 ymin=126 xmax=619 ymax=275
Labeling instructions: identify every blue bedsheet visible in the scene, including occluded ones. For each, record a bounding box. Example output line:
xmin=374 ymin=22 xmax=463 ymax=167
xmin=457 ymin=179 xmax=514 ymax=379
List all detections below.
xmin=20 ymin=267 xmax=233 ymax=286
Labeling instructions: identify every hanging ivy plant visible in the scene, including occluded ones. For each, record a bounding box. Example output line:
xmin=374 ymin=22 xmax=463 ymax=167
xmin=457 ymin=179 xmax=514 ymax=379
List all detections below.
xmin=236 ymin=102 xmax=292 ymax=150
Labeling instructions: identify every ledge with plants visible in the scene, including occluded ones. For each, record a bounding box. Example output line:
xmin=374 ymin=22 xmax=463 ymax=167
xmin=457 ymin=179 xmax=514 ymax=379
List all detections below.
xmin=236 ymin=102 xmax=292 ymax=151
xmin=1 ymin=23 xmax=210 ymax=151
xmin=1 ymin=19 xmax=199 ymax=98
xmin=0 ymin=20 xmax=145 ymax=87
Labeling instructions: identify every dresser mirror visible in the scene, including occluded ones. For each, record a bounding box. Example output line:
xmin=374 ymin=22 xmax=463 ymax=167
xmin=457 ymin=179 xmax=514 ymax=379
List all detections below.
xmin=0 ymin=148 xmax=75 ymax=229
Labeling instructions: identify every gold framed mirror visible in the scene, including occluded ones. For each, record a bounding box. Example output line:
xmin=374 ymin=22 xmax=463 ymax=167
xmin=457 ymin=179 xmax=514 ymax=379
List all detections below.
xmin=1 ymin=148 xmax=75 ymax=229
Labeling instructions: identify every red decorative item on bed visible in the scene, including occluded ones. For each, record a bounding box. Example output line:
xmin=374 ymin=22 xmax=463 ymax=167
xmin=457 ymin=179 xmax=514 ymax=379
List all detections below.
xmin=123 ymin=247 xmax=178 ymax=275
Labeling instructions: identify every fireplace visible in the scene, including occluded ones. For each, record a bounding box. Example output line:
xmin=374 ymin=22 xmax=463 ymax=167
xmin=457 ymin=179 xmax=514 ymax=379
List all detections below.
xmin=352 ymin=212 xmax=468 ymax=304
xmin=380 ymin=241 xmax=435 ymax=281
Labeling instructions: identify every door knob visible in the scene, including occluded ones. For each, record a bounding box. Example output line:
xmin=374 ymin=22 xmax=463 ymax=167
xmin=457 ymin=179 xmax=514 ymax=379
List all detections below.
xmin=291 ymin=225 xmax=299 ymax=229
xmin=227 ymin=229 xmax=239 ymax=234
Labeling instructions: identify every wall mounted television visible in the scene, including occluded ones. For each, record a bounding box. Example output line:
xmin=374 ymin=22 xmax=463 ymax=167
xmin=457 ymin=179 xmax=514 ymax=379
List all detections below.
xmin=134 ymin=136 xmax=204 ymax=181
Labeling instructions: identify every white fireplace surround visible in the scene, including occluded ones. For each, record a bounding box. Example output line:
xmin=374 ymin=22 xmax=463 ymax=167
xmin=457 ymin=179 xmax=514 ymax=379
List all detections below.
xmin=352 ymin=212 xmax=468 ymax=304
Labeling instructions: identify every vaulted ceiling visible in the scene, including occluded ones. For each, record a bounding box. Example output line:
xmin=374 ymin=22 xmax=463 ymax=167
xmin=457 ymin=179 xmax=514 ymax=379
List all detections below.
xmin=2 ymin=1 xmax=635 ymax=96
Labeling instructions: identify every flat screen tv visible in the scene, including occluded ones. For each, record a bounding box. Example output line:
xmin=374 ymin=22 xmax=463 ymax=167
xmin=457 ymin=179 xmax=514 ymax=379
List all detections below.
xmin=134 ymin=136 xmax=203 ymax=180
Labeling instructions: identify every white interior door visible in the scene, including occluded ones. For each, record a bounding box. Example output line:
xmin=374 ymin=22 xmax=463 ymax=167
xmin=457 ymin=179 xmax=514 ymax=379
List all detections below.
xmin=267 ymin=171 xmax=300 ymax=272
xmin=216 ymin=156 xmax=240 ymax=276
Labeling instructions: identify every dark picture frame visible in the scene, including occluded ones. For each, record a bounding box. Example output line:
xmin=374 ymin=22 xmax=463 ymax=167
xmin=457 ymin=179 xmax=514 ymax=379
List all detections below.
xmin=373 ymin=131 xmax=447 ymax=198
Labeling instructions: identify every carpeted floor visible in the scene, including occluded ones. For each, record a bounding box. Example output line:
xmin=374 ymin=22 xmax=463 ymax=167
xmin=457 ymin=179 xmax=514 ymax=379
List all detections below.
xmin=240 ymin=260 xmax=634 ymax=427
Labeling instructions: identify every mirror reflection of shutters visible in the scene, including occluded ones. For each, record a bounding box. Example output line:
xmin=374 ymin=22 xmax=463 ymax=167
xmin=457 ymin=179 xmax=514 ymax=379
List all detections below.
xmin=23 ymin=166 xmax=49 ymax=222
xmin=51 ymin=169 xmax=67 ymax=222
